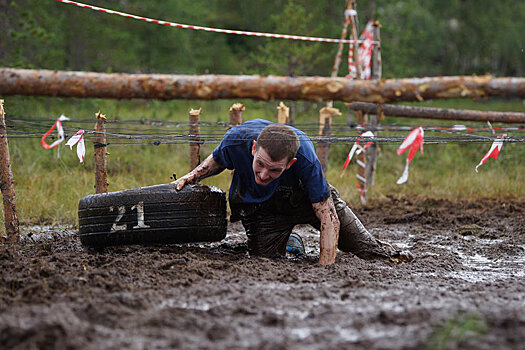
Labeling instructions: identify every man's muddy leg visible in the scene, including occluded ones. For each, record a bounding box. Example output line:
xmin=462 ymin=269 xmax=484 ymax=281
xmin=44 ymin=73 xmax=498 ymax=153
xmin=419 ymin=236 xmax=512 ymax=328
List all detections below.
xmin=241 ymin=211 xmax=296 ymax=258
xmin=329 ymin=185 xmax=412 ymax=261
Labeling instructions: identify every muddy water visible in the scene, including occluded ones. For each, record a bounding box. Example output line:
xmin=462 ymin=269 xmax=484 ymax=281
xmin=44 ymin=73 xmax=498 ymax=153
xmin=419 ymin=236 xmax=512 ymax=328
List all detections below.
xmin=0 ymin=197 xmax=523 ymax=349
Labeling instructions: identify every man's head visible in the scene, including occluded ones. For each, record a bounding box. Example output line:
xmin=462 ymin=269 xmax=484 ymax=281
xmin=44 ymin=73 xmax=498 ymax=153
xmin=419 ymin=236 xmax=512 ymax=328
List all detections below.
xmin=251 ymin=124 xmax=300 ymax=186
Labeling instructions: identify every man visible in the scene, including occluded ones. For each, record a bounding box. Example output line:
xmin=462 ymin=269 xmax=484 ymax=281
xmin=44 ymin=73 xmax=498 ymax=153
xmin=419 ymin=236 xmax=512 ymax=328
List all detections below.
xmin=174 ymin=119 xmax=410 ymax=265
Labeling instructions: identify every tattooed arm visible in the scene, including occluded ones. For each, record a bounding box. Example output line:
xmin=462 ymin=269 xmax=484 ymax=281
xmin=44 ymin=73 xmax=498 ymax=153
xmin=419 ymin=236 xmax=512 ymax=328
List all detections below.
xmin=312 ymin=197 xmax=340 ymax=265
xmin=172 ymin=154 xmax=226 ymax=190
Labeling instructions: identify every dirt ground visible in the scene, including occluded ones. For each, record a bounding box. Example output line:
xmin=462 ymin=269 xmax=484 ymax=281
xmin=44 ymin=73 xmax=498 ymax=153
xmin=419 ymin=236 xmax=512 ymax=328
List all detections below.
xmin=0 ymin=196 xmax=524 ymax=350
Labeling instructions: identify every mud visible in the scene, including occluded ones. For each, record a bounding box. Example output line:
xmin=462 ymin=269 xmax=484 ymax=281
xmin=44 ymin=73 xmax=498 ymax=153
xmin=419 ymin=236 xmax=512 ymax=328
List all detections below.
xmin=0 ymin=197 xmax=524 ymax=350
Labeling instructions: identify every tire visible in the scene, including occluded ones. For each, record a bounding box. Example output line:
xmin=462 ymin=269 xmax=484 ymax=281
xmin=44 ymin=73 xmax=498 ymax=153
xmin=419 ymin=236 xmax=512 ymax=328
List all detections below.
xmin=78 ymin=184 xmax=227 ymax=247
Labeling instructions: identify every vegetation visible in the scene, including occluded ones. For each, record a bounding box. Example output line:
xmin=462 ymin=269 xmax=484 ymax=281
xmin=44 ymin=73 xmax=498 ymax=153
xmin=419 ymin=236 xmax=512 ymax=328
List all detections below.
xmin=1 ymin=0 xmax=523 ymax=77
xmin=425 ymin=313 xmax=488 ymax=350
xmin=0 ymin=1 xmax=523 ymax=227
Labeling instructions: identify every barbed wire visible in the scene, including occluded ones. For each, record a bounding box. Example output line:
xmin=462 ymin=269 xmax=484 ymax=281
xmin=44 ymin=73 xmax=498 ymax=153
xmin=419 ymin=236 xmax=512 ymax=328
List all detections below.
xmin=5 ymin=115 xmax=525 ymax=145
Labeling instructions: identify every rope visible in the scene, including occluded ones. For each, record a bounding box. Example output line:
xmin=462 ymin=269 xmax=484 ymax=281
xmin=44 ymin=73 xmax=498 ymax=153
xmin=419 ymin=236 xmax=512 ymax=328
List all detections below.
xmin=55 ymin=0 xmax=378 ymax=45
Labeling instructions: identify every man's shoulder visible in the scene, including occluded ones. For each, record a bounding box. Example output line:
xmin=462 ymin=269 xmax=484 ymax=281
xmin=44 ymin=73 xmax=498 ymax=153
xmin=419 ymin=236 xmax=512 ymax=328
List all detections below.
xmin=222 ymin=119 xmax=271 ymax=144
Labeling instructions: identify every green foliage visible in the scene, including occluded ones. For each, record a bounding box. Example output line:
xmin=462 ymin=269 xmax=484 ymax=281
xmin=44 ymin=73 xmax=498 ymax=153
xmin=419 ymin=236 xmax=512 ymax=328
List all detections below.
xmin=1 ymin=0 xmax=522 ymax=76
xmin=247 ymin=0 xmax=329 ymax=76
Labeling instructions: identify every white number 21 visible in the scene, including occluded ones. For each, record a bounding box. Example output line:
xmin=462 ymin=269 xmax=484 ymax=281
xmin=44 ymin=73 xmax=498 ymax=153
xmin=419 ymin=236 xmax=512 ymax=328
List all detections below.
xmin=109 ymin=201 xmax=150 ymax=232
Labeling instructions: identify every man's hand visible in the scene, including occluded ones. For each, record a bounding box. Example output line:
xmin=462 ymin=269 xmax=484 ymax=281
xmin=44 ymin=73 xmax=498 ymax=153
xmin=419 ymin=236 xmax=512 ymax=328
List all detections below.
xmin=172 ymin=173 xmax=195 ymax=191
xmin=171 ymin=154 xmax=226 ymax=191
xmin=312 ymin=197 xmax=340 ymax=265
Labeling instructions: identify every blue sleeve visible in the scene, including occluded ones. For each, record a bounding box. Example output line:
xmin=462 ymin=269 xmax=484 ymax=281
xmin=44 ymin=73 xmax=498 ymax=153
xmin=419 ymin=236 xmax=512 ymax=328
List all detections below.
xmin=212 ymin=143 xmax=234 ymax=170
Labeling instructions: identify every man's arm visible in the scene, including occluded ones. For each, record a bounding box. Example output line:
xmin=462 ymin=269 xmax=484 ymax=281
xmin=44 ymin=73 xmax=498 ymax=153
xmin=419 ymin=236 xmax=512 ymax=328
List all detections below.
xmin=172 ymin=154 xmax=226 ymax=190
xmin=312 ymin=197 xmax=340 ymax=265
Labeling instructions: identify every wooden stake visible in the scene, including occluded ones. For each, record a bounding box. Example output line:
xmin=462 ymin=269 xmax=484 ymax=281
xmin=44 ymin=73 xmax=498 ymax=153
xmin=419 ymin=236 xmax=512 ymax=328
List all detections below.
xmin=277 ymin=102 xmax=290 ymax=124
xmin=371 ymin=21 xmax=382 ymax=80
xmin=94 ymin=111 xmax=108 ymax=194
xmin=189 ymin=108 xmax=201 ymax=171
xmin=229 ymin=103 xmax=245 ymax=128
xmin=0 ymin=100 xmax=20 ymax=244
xmin=366 ymin=21 xmax=382 ymax=187
xmin=348 ymin=1 xmax=362 ymax=80
xmin=317 ymin=107 xmax=341 ymax=173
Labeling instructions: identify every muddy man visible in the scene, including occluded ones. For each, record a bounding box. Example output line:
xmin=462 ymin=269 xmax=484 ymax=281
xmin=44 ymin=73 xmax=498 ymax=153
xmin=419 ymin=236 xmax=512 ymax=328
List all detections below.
xmin=173 ymin=119 xmax=412 ymax=265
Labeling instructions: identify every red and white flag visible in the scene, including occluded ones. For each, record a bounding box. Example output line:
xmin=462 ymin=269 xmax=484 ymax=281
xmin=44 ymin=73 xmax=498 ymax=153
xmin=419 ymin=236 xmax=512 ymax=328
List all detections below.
xmin=41 ymin=115 xmax=70 ymax=149
xmin=65 ymin=129 xmax=85 ymax=163
xmin=347 ymin=20 xmax=375 ymax=80
xmin=340 ymin=131 xmax=375 ymax=177
xmin=397 ymin=127 xmax=424 ymax=184
xmin=475 ymin=134 xmax=506 ymax=172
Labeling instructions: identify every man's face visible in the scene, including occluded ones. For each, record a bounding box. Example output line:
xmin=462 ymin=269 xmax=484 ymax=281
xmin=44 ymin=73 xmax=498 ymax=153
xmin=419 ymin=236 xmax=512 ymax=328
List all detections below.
xmin=251 ymin=141 xmax=296 ymax=186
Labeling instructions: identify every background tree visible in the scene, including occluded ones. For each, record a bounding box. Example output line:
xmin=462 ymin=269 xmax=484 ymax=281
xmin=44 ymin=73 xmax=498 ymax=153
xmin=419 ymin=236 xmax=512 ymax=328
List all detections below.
xmin=0 ymin=0 xmax=523 ymax=77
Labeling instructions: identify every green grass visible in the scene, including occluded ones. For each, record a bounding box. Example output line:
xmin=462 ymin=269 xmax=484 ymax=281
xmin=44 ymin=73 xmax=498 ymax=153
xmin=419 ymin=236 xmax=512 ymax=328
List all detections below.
xmin=424 ymin=313 xmax=488 ymax=350
xmin=0 ymin=96 xmax=524 ymax=228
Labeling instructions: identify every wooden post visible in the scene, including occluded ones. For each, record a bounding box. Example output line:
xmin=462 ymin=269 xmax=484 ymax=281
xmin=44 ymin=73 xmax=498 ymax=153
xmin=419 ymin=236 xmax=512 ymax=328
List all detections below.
xmin=0 ymin=100 xmax=20 ymax=244
xmin=189 ymin=108 xmax=201 ymax=171
xmin=371 ymin=21 xmax=382 ymax=81
xmin=317 ymin=107 xmax=341 ymax=173
xmin=348 ymin=1 xmax=367 ymax=203
xmin=327 ymin=0 xmax=352 ymax=108
xmin=229 ymin=103 xmax=245 ymax=128
xmin=348 ymin=0 xmax=362 ymax=80
xmin=277 ymin=102 xmax=290 ymax=124
xmin=355 ymin=110 xmax=368 ymax=203
xmin=366 ymin=21 xmax=382 ymax=187
xmin=94 ymin=111 xmax=108 ymax=194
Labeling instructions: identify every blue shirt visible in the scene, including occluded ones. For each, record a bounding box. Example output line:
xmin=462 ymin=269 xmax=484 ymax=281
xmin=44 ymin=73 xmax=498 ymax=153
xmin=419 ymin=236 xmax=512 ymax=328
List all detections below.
xmin=212 ymin=119 xmax=330 ymax=204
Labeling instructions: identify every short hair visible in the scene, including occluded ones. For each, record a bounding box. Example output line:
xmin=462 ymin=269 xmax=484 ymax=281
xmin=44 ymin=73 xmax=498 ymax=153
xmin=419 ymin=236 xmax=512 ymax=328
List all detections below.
xmin=256 ymin=124 xmax=300 ymax=162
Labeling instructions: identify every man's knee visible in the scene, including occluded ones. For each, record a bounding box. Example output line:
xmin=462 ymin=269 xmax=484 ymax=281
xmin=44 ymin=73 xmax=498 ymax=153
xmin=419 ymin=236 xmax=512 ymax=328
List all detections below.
xmin=245 ymin=226 xmax=291 ymax=257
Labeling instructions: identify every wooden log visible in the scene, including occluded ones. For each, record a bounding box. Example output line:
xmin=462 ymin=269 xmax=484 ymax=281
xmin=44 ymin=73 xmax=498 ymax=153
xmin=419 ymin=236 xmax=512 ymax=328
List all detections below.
xmin=348 ymin=102 xmax=525 ymax=124
xmin=277 ymin=102 xmax=290 ymax=124
xmin=189 ymin=108 xmax=201 ymax=171
xmin=94 ymin=111 xmax=108 ymax=194
xmin=0 ymin=100 xmax=20 ymax=244
xmin=229 ymin=103 xmax=244 ymax=128
xmin=1 ymin=68 xmax=523 ymax=103
xmin=317 ymin=107 xmax=341 ymax=173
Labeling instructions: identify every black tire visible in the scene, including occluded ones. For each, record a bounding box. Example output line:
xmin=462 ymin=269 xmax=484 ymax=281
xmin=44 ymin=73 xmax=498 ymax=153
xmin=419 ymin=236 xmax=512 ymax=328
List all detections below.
xmin=78 ymin=184 xmax=227 ymax=247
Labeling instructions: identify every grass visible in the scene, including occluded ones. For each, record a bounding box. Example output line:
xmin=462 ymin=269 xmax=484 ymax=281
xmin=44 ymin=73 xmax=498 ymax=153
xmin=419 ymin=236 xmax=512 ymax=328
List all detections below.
xmin=424 ymin=313 xmax=488 ymax=350
xmin=0 ymin=96 xmax=524 ymax=228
